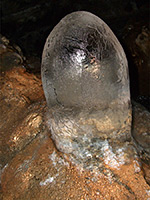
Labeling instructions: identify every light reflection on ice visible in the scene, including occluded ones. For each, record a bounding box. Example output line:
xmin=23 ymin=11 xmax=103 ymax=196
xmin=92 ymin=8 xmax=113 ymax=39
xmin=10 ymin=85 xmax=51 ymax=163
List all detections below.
xmin=49 ymin=151 xmax=69 ymax=168
xmin=101 ymin=140 xmax=126 ymax=169
xmin=74 ymin=50 xmax=86 ymax=65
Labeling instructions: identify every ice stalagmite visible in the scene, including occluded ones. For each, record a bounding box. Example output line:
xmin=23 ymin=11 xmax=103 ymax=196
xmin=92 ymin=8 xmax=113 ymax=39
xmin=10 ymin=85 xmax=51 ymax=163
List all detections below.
xmin=41 ymin=11 xmax=132 ymax=169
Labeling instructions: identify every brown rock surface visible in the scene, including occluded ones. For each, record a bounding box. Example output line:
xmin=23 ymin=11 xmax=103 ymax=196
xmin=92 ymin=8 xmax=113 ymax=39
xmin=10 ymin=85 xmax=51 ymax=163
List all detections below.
xmin=1 ymin=131 xmax=150 ymax=200
xmin=0 ymin=66 xmax=45 ymax=167
xmin=0 ymin=53 xmax=150 ymax=199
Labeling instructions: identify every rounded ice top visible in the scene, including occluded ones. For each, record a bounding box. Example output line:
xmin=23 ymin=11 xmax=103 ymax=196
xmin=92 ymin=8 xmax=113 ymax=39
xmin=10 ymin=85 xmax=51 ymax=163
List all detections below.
xmin=41 ymin=11 xmax=132 ymax=166
xmin=41 ymin=11 xmax=130 ymax=111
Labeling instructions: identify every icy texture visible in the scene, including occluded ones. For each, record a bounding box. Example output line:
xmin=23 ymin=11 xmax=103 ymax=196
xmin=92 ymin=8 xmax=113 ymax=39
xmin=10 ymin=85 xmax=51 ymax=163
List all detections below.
xmin=49 ymin=151 xmax=69 ymax=168
xmin=41 ymin=11 xmax=132 ymax=168
xmin=47 ymin=119 xmax=134 ymax=171
xmin=46 ymin=106 xmax=131 ymax=157
xmin=42 ymin=11 xmax=130 ymax=111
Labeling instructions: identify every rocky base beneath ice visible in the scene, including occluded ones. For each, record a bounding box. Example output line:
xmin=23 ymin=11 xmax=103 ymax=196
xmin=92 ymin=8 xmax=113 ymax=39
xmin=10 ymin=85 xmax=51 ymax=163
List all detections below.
xmin=42 ymin=11 xmax=134 ymax=173
xmin=44 ymin=101 xmax=150 ymax=182
xmin=66 ymin=139 xmax=136 ymax=173
xmin=46 ymin=111 xmax=137 ymax=173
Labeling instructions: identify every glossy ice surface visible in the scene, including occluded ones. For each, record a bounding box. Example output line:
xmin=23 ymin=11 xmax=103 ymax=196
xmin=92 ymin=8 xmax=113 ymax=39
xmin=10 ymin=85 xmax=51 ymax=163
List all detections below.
xmin=41 ymin=11 xmax=132 ymax=165
xmin=41 ymin=11 xmax=130 ymax=110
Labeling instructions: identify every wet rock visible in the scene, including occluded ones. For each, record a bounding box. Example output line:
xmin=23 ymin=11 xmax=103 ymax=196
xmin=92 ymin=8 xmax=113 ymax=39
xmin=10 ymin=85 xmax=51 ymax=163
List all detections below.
xmin=0 ymin=35 xmax=25 ymax=72
xmin=0 ymin=65 xmax=44 ymax=168
xmin=8 ymin=111 xmax=44 ymax=152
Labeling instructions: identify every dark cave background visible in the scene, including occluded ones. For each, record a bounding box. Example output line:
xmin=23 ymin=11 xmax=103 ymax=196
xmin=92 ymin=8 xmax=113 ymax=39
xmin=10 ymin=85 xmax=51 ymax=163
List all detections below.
xmin=1 ymin=0 xmax=150 ymax=108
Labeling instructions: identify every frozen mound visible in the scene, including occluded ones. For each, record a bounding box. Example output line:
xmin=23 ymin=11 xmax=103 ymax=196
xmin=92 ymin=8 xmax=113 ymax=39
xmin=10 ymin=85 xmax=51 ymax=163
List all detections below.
xmin=41 ymin=11 xmax=133 ymax=170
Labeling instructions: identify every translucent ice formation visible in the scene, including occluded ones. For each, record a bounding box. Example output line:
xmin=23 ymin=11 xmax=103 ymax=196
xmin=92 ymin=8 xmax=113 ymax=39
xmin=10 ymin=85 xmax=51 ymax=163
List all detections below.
xmin=41 ymin=11 xmax=132 ymax=169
